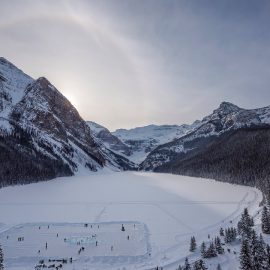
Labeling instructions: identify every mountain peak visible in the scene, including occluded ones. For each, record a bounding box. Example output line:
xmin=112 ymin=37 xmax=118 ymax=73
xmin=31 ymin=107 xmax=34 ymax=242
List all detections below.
xmin=214 ymin=101 xmax=241 ymax=116
xmin=0 ymin=57 xmax=8 ymax=63
xmin=0 ymin=57 xmax=23 ymax=72
xmin=218 ymin=101 xmax=240 ymax=111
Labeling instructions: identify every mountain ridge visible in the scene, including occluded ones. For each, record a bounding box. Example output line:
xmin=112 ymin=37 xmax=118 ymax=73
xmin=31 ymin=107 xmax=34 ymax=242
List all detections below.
xmin=1 ymin=57 xmax=270 ymax=200
xmin=0 ymin=57 xmax=134 ymax=187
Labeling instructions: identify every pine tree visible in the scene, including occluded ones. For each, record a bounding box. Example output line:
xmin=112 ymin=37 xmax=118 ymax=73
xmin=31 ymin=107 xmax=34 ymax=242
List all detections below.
xmin=231 ymin=227 xmax=235 ymax=238
xmin=261 ymin=206 xmax=270 ymax=234
xmin=183 ymin=257 xmax=191 ymax=270
xmin=214 ymin=236 xmax=224 ymax=255
xmin=193 ymin=259 xmax=207 ymax=270
xmin=205 ymin=242 xmax=217 ymax=258
xmin=266 ymin=244 xmax=270 ymax=269
xmin=201 ymin=242 xmax=206 ymax=258
xmin=189 ymin=236 xmax=197 ymax=252
xmin=258 ymin=234 xmax=268 ymax=270
xmin=250 ymin=230 xmax=265 ymax=270
xmin=224 ymin=228 xmax=229 ymax=243
xmin=239 ymin=239 xmax=252 ymax=270
xmin=219 ymin=227 xmax=224 ymax=237
xmin=0 ymin=245 xmax=3 ymax=270
xmin=238 ymin=208 xmax=253 ymax=240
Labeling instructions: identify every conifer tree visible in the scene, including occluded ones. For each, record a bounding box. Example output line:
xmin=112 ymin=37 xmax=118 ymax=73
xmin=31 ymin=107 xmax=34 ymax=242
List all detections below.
xmin=266 ymin=244 xmax=270 ymax=269
xmin=216 ymin=264 xmax=222 ymax=270
xmin=189 ymin=236 xmax=197 ymax=252
xmin=205 ymin=242 xmax=217 ymax=258
xmin=261 ymin=206 xmax=270 ymax=234
xmin=214 ymin=237 xmax=224 ymax=255
xmin=219 ymin=227 xmax=224 ymax=237
xmin=239 ymin=239 xmax=252 ymax=270
xmin=224 ymin=227 xmax=237 ymax=243
xmin=183 ymin=257 xmax=191 ymax=270
xmin=201 ymin=242 xmax=206 ymax=258
xmin=0 ymin=245 xmax=3 ymax=270
xmin=238 ymin=208 xmax=253 ymax=240
xmin=193 ymin=259 xmax=207 ymax=270
xmin=250 ymin=230 xmax=266 ymax=270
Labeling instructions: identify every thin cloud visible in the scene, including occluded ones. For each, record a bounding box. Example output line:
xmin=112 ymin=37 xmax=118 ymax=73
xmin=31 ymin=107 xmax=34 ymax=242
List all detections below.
xmin=1 ymin=0 xmax=270 ymax=130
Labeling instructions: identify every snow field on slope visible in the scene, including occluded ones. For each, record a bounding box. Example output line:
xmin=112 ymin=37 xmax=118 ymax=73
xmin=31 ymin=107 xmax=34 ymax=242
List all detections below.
xmin=0 ymin=172 xmax=262 ymax=270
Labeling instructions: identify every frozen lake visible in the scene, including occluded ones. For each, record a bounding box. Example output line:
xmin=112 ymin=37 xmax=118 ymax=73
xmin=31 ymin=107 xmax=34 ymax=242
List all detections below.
xmin=0 ymin=172 xmax=262 ymax=269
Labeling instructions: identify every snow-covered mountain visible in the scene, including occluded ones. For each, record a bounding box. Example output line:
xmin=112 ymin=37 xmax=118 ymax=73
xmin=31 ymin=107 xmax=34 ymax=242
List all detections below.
xmin=87 ymin=121 xmax=137 ymax=170
xmin=87 ymin=121 xmax=131 ymax=156
xmin=0 ymin=57 xmax=133 ymax=187
xmin=2 ymin=56 xmax=270 ymax=193
xmin=140 ymin=101 xmax=270 ymax=171
xmin=112 ymin=124 xmax=199 ymax=163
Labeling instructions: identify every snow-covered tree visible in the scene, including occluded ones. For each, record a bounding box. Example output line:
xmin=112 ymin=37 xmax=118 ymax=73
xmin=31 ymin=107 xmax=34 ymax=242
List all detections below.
xmin=261 ymin=206 xmax=270 ymax=234
xmin=183 ymin=257 xmax=191 ymax=270
xmin=219 ymin=227 xmax=224 ymax=237
xmin=189 ymin=236 xmax=197 ymax=252
xmin=238 ymin=208 xmax=253 ymax=239
xmin=214 ymin=236 xmax=224 ymax=255
xmin=225 ymin=227 xmax=237 ymax=243
xmin=193 ymin=259 xmax=207 ymax=270
xmin=205 ymin=242 xmax=217 ymax=258
xmin=239 ymin=239 xmax=252 ymax=270
xmin=266 ymin=244 xmax=270 ymax=269
xmin=201 ymin=242 xmax=206 ymax=258
xmin=250 ymin=230 xmax=267 ymax=270
xmin=0 ymin=245 xmax=3 ymax=270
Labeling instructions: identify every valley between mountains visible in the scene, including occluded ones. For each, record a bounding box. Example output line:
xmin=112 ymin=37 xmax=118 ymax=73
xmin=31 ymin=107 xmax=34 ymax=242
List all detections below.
xmin=1 ymin=57 xmax=270 ymax=270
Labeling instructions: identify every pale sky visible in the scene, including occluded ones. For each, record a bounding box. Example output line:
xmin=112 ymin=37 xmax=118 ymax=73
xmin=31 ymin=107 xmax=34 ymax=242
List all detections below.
xmin=1 ymin=0 xmax=270 ymax=131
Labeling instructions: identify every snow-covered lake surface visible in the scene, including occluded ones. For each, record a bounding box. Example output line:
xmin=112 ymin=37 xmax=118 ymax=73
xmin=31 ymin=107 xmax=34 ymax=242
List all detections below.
xmin=0 ymin=172 xmax=262 ymax=270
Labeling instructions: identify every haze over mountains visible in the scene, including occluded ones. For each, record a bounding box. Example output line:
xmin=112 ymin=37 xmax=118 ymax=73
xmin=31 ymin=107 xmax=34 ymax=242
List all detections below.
xmin=1 ymin=57 xmax=270 ymax=199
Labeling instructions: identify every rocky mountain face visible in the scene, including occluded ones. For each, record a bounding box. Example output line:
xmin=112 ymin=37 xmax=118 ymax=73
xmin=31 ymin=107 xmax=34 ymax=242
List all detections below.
xmin=156 ymin=126 xmax=270 ymax=200
xmin=140 ymin=102 xmax=270 ymax=171
xmin=112 ymin=124 xmax=199 ymax=163
xmin=87 ymin=121 xmax=136 ymax=170
xmin=0 ymin=57 xmax=133 ymax=187
xmin=87 ymin=121 xmax=131 ymax=156
xmin=137 ymin=102 xmax=270 ymax=199
xmin=2 ymin=57 xmax=270 ymax=198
